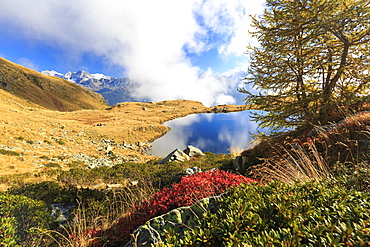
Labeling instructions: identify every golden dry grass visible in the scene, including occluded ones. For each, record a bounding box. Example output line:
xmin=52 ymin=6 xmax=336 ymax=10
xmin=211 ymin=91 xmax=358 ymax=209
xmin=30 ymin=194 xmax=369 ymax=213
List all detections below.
xmin=250 ymin=142 xmax=332 ymax=184
xmin=0 ymin=57 xmax=108 ymax=111
xmin=0 ymin=88 xmax=248 ymax=188
xmin=0 ymin=57 xmax=249 ymax=189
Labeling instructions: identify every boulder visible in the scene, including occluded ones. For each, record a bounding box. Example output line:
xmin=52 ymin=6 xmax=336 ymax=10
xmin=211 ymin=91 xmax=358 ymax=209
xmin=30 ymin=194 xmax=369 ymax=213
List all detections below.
xmin=106 ymin=145 xmax=114 ymax=152
xmin=183 ymin=145 xmax=205 ymax=157
xmin=50 ymin=203 xmax=76 ymax=225
xmin=158 ymin=149 xmax=190 ymax=164
xmin=124 ymin=194 xmax=224 ymax=247
xmin=183 ymin=166 xmax=202 ymax=176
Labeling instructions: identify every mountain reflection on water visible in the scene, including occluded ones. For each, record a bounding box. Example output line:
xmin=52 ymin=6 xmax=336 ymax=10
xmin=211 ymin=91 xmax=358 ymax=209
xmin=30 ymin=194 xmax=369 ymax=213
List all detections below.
xmin=150 ymin=111 xmax=264 ymax=157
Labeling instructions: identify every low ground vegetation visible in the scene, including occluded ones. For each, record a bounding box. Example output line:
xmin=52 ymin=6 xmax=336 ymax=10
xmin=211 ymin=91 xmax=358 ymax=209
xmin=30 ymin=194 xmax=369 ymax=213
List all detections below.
xmin=89 ymin=170 xmax=257 ymax=246
xmin=1 ymin=96 xmax=369 ymax=246
xmin=0 ymin=153 xmax=237 ymax=246
xmin=1 ymin=111 xmax=369 ymax=246
xmin=161 ymin=177 xmax=370 ymax=246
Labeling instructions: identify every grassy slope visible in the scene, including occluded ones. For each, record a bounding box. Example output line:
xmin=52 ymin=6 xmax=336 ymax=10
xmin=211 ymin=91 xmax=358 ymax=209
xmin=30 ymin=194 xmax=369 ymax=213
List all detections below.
xmin=0 ymin=57 xmax=109 ymax=111
xmin=1 ymin=59 xmax=369 ymax=246
xmin=0 ymin=57 xmax=249 ymax=189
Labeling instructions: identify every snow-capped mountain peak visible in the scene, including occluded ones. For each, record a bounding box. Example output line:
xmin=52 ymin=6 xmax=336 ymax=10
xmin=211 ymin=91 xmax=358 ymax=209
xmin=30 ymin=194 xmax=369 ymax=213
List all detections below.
xmin=41 ymin=69 xmax=139 ymax=106
xmin=41 ymin=70 xmax=64 ymax=78
xmin=91 ymin=73 xmax=112 ymax=81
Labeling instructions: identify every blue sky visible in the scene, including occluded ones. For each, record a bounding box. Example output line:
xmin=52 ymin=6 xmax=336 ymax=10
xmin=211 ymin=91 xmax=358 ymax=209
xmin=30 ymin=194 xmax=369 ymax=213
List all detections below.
xmin=0 ymin=0 xmax=264 ymax=106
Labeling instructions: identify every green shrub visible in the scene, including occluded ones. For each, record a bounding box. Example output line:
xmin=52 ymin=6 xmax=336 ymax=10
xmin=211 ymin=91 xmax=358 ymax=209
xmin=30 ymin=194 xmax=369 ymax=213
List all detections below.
xmin=162 ymin=180 xmax=370 ymax=246
xmin=90 ymin=170 xmax=256 ymax=246
xmin=331 ymin=162 xmax=370 ymax=192
xmin=0 ymin=193 xmax=54 ymax=245
xmin=56 ymin=140 xmax=65 ymax=145
xmin=0 ymin=148 xmax=20 ymax=156
xmin=0 ymin=172 xmax=34 ymax=185
xmin=25 ymin=140 xmax=34 ymax=145
xmin=44 ymin=162 xmax=61 ymax=168
xmin=56 ymin=162 xmax=183 ymax=188
xmin=0 ymin=217 xmax=18 ymax=246
xmin=67 ymin=160 xmax=87 ymax=168
xmin=8 ymin=181 xmax=106 ymax=205
xmin=55 ymin=154 xmax=232 ymax=188
xmin=182 ymin=152 xmax=233 ymax=171
xmin=43 ymin=140 xmax=52 ymax=145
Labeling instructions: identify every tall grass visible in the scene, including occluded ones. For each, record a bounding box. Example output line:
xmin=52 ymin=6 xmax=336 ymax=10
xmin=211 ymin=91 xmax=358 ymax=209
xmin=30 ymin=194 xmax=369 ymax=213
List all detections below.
xmin=40 ymin=182 xmax=155 ymax=247
xmin=227 ymin=146 xmax=243 ymax=158
xmin=250 ymin=142 xmax=331 ymax=184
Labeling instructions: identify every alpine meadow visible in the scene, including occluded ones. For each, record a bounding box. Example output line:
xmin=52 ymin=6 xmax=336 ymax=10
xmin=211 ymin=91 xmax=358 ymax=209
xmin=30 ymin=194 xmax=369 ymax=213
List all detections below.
xmin=1 ymin=0 xmax=370 ymax=246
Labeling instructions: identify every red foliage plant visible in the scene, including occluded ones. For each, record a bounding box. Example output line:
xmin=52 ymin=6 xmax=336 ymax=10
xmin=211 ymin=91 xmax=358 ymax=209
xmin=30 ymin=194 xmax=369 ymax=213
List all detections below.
xmin=90 ymin=169 xmax=258 ymax=246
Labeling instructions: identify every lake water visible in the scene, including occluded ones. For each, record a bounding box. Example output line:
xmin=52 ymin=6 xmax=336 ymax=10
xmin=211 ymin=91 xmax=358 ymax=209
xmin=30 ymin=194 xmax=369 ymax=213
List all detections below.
xmin=150 ymin=110 xmax=264 ymax=157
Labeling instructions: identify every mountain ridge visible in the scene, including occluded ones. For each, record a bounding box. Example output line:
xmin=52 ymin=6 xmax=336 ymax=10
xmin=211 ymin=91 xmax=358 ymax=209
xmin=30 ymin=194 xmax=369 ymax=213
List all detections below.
xmin=0 ymin=57 xmax=109 ymax=111
xmin=42 ymin=69 xmax=249 ymax=106
xmin=42 ymin=69 xmax=139 ymax=105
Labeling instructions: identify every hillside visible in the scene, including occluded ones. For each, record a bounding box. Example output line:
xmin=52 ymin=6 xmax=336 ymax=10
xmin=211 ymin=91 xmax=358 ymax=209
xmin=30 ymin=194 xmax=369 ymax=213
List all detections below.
xmin=0 ymin=57 xmax=109 ymax=111
xmin=0 ymin=60 xmax=248 ymax=188
xmin=42 ymin=70 xmax=140 ymax=105
xmin=1 ymin=59 xmax=369 ymax=247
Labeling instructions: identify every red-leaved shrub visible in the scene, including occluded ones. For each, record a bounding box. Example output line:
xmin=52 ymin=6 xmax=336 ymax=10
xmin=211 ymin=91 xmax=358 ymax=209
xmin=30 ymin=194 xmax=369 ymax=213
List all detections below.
xmin=90 ymin=169 xmax=257 ymax=246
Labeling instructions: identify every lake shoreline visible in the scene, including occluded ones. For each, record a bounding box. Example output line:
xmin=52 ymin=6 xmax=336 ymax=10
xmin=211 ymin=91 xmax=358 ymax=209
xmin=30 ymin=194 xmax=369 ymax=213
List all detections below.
xmin=150 ymin=110 xmax=259 ymax=157
xmin=0 ymin=99 xmax=251 ymax=182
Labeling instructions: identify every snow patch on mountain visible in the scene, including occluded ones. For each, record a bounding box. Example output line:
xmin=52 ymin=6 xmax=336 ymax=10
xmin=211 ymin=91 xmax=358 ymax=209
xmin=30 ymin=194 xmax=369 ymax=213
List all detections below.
xmin=42 ymin=69 xmax=249 ymax=106
xmin=41 ymin=70 xmax=139 ymax=106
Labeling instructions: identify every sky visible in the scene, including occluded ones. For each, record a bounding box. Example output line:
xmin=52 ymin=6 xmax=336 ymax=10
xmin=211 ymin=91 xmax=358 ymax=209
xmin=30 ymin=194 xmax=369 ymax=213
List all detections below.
xmin=0 ymin=0 xmax=265 ymax=106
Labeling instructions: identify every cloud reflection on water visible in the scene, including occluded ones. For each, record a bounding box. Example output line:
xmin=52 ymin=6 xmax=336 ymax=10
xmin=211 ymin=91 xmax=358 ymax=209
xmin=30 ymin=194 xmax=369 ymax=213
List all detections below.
xmin=150 ymin=111 xmax=262 ymax=157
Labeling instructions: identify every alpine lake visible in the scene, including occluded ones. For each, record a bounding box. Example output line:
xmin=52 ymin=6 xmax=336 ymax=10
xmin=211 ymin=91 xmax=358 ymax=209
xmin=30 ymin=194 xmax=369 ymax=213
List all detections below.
xmin=150 ymin=110 xmax=265 ymax=157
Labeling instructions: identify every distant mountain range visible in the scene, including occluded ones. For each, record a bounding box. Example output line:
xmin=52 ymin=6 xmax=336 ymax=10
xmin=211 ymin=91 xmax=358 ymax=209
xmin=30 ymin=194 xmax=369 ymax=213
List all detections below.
xmin=0 ymin=57 xmax=108 ymax=111
xmin=42 ymin=70 xmax=248 ymax=106
xmin=41 ymin=70 xmax=139 ymax=106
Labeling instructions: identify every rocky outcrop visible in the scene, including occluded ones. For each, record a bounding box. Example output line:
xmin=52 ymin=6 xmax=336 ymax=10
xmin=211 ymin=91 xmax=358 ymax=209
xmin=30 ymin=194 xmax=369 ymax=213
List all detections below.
xmin=183 ymin=145 xmax=205 ymax=157
xmin=158 ymin=149 xmax=190 ymax=164
xmin=183 ymin=166 xmax=202 ymax=176
xmin=50 ymin=203 xmax=75 ymax=225
xmin=158 ymin=145 xmax=204 ymax=164
xmin=125 ymin=194 xmax=224 ymax=247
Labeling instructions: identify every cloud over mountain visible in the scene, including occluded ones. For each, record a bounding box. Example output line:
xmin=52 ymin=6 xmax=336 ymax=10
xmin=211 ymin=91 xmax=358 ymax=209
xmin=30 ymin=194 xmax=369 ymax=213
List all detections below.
xmin=0 ymin=0 xmax=264 ymax=106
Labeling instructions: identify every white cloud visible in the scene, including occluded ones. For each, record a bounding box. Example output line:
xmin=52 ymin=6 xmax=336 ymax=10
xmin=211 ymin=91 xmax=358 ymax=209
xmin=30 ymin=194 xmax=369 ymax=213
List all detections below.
xmin=17 ymin=58 xmax=38 ymax=71
xmin=193 ymin=0 xmax=265 ymax=56
xmin=0 ymin=0 xmax=264 ymax=106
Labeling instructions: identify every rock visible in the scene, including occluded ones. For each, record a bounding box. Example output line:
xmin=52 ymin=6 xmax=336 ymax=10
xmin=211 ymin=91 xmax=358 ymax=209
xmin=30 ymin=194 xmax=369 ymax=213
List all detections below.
xmin=69 ymin=152 xmax=128 ymax=169
xmin=137 ymin=142 xmax=145 ymax=147
xmin=183 ymin=145 xmax=204 ymax=157
xmin=158 ymin=149 xmax=190 ymax=164
xmin=125 ymin=194 xmax=224 ymax=247
xmin=51 ymin=203 xmax=76 ymax=225
xmin=106 ymin=183 xmax=124 ymax=190
xmin=210 ymin=106 xmax=228 ymax=113
xmin=183 ymin=166 xmax=202 ymax=176
xmin=94 ymin=123 xmax=106 ymax=126
xmin=93 ymin=183 xmax=107 ymax=189
xmin=130 ymin=180 xmax=139 ymax=186
xmin=232 ymin=156 xmax=249 ymax=173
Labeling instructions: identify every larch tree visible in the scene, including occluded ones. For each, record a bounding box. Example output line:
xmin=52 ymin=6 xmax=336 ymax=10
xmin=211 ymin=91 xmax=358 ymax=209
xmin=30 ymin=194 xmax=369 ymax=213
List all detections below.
xmin=240 ymin=0 xmax=370 ymax=132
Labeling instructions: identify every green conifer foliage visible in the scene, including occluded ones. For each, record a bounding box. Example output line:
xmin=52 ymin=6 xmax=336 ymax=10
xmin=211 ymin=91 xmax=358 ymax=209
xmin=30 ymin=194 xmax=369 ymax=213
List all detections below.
xmin=241 ymin=0 xmax=370 ymax=131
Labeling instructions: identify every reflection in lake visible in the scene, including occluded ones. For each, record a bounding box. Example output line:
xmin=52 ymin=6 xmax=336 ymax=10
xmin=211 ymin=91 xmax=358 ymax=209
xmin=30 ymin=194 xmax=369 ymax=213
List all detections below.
xmin=150 ymin=111 xmax=264 ymax=157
